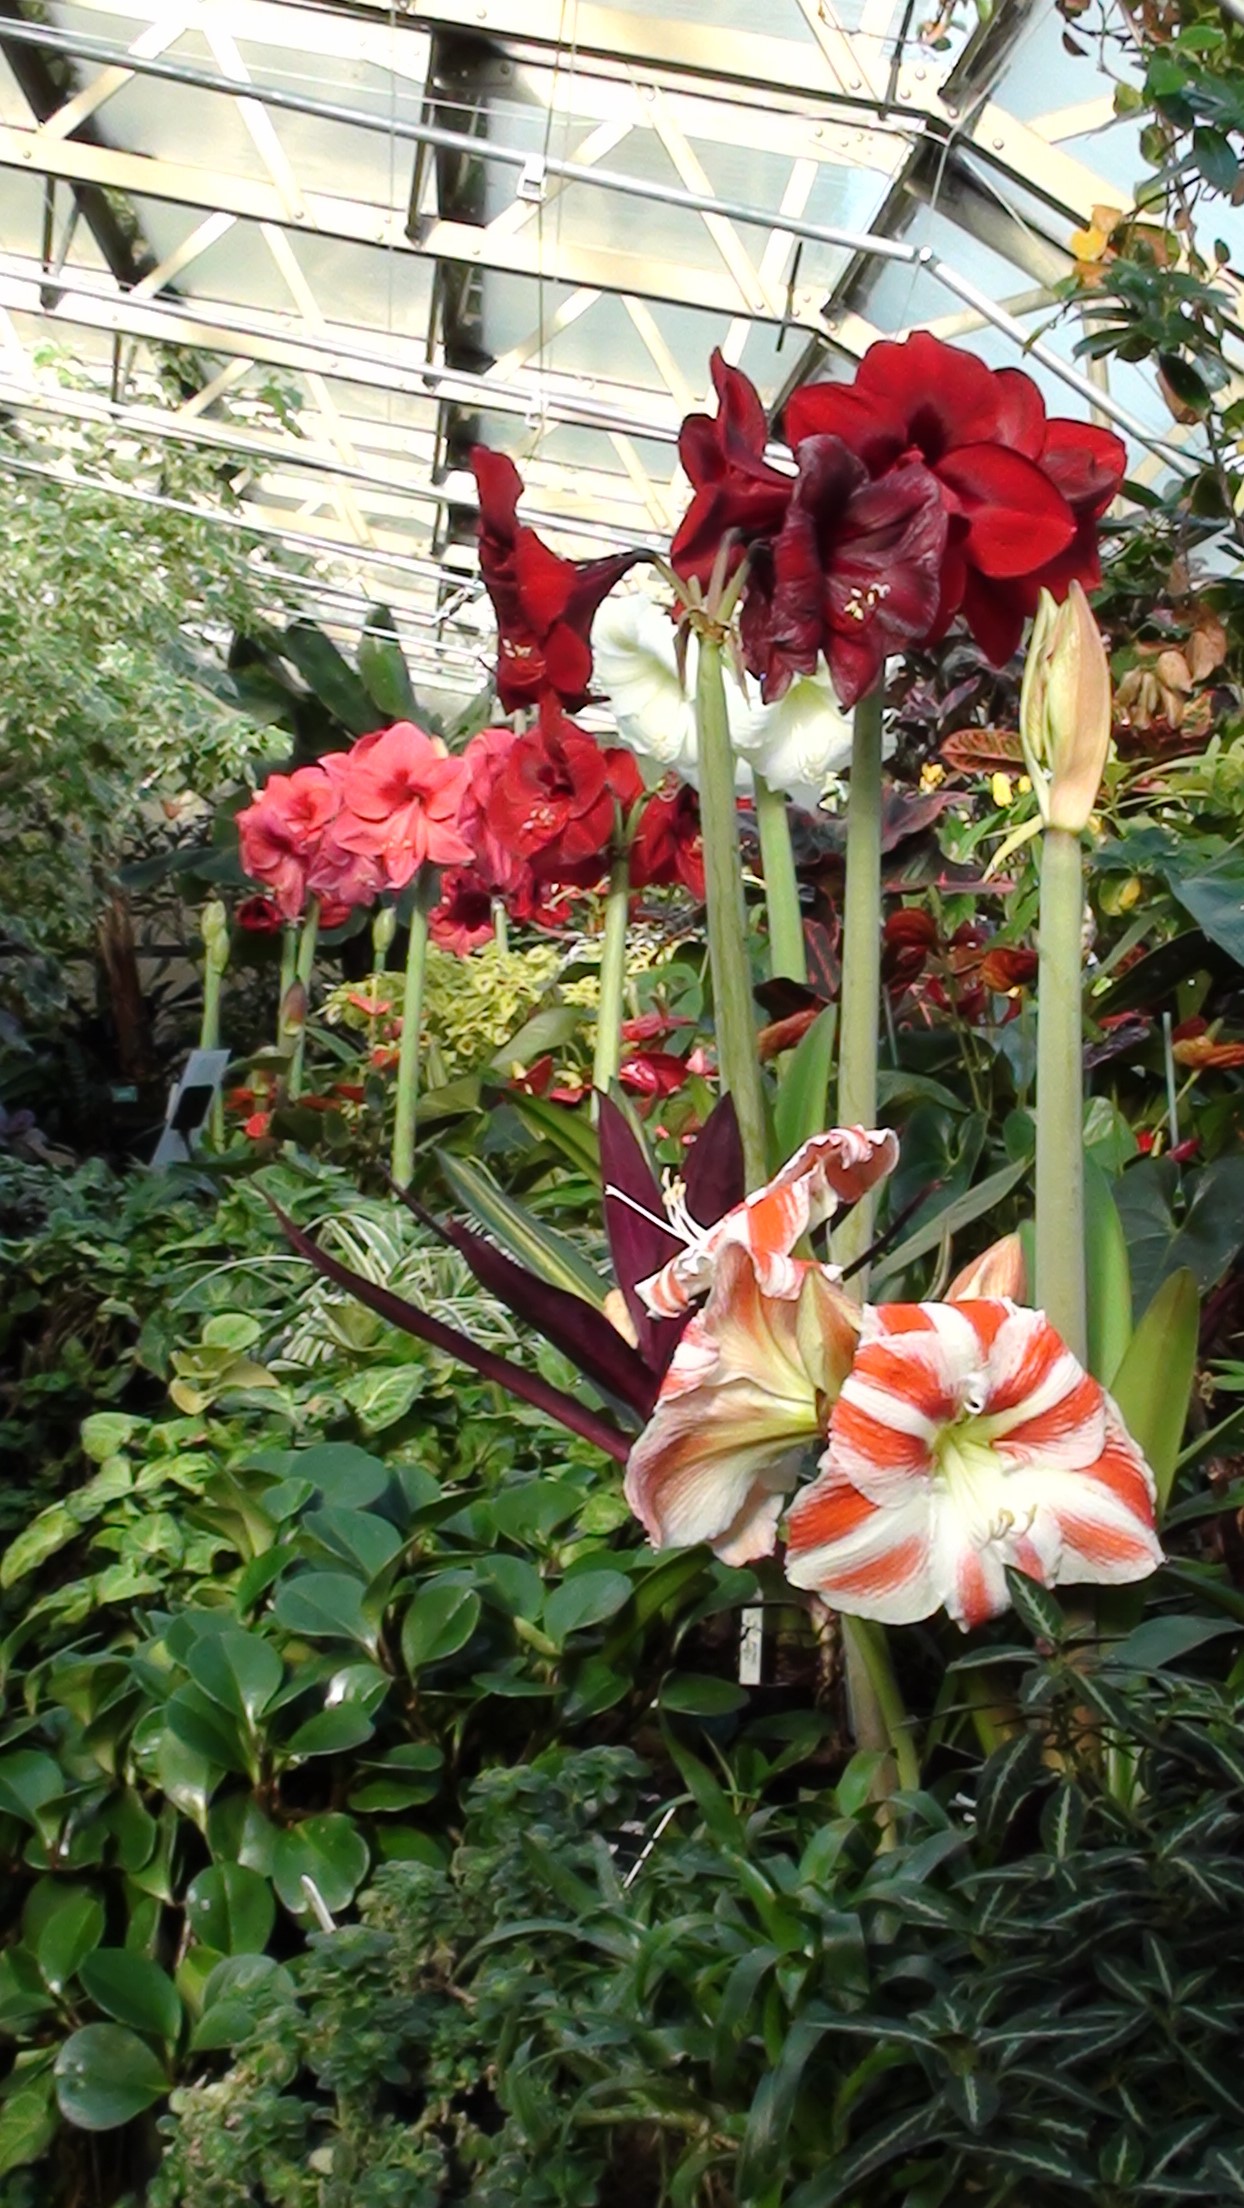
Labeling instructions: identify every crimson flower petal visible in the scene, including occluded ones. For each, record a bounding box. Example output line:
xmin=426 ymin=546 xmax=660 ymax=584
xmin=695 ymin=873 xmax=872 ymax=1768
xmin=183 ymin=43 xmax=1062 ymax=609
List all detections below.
xmin=935 ymin=445 xmax=1076 ymax=579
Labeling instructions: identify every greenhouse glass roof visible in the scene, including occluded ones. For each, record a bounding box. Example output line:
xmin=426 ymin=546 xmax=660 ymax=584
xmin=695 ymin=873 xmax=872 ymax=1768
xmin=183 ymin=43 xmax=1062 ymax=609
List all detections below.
xmin=0 ymin=0 xmax=1223 ymax=706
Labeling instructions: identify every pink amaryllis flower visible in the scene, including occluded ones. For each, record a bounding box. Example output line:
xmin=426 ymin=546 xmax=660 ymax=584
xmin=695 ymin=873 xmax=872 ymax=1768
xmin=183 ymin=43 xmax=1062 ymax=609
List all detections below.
xmin=784 ymin=1299 xmax=1162 ymax=1630
xmin=625 ymin=1243 xmax=859 ymax=1564
xmin=329 ymin=722 xmax=473 ymax=889
xmin=634 ymin=1125 xmax=900 ymax=1317
xmin=236 ymin=764 xmax=340 ymax=919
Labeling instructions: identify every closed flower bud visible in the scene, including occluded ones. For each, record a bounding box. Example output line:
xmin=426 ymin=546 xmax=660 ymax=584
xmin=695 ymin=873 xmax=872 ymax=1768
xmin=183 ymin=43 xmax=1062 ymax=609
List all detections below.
xmin=201 ymin=898 xmax=230 ymax=977
xmin=1019 ymin=581 xmax=1112 ymax=833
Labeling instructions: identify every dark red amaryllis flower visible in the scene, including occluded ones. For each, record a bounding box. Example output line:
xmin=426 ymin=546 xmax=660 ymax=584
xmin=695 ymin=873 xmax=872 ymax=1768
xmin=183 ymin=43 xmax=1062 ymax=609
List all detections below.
xmin=785 ymin=334 xmax=1126 ymax=667
xmin=670 ymin=349 xmax=793 ymax=589
xmin=235 ymin=893 xmax=285 ymax=935
xmin=487 ymin=696 xmax=641 ymax=888
xmin=429 ymin=868 xmax=496 ymax=956
xmin=741 ymin=437 xmax=949 ymax=708
xmin=472 ymin=448 xmax=645 ymax=713
xmin=619 ymin=1050 xmax=691 ymax=1099
xmin=630 ymin=779 xmax=705 ymax=899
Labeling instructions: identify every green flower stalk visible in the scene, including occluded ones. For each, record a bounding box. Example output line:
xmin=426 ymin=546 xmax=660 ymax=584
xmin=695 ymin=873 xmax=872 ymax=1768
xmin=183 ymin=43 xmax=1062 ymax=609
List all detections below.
xmin=287 ymin=898 xmax=320 ymax=1102
xmin=753 ymin=771 xmax=807 ymax=985
xmin=1022 ymin=582 xmax=1112 ymax=1368
xmin=277 ymin=923 xmax=297 ymax=1058
xmin=391 ymin=870 xmax=437 ymax=1189
xmin=694 ymin=628 xmax=768 ymax=1190
xmin=199 ymin=898 xmax=230 ymax=1147
xmin=592 ymin=827 xmax=631 ymax=1101
xmin=834 ymin=687 xmax=884 ymax=1286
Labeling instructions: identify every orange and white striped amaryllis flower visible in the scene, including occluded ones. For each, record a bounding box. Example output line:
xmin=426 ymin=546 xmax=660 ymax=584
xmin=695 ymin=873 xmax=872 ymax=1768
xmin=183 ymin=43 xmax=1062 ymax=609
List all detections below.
xmin=785 ymin=1299 xmax=1162 ymax=1630
xmin=625 ymin=1244 xmax=859 ymax=1565
xmin=634 ymin=1126 xmax=899 ymax=1319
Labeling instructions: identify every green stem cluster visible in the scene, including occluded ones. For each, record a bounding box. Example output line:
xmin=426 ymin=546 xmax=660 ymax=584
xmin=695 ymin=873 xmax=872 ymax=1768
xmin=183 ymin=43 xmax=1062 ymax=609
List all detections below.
xmin=694 ymin=632 xmax=768 ymax=1190
xmin=834 ymin=688 xmax=884 ymax=1285
xmin=592 ymin=840 xmax=632 ymax=1100
xmin=753 ymin=771 xmax=807 ymax=985
xmin=391 ymin=873 xmax=436 ymax=1190
xmin=287 ymin=900 xmax=320 ymax=1102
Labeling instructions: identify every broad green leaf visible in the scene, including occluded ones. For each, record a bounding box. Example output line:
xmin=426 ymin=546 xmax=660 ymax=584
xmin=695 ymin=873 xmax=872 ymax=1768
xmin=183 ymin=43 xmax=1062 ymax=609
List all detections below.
xmin=400 ymin=1581 xmax=481 ymax=1671
xmin=1106 ymin=1614 xmax=1237 ymax=1672
xmin=164 ymin=1686 xmax=250 ymax=1776
xmin=55 ymin=2024 xmax=167 ymax=2132
xmin=1083 ymin=1154 xmax=1132 ymax=1386
xmin=490 ymin=1480 xmax=580 ymax=1543
xmin=272 ymin=1814 xmax=369 ymax=1916
xmin=185 ymin=1630 xmax=283 ymax=1727
xmin=0 ymin=1751 xmax=66 ymax=1828
xmin=32 ymin=1888 xmax=105 ymax=1993
xmin=338 ymin=1367 xmax=423 ymax=1435
xmin=436 ymin=1150 xmax=607 ymax=1308
xmin=544 ymin=1570 xmax=632 ymax=1647
xmin=0 ymin=2066 xmax=57 ymax=2176
xmin=491 ymin=1005 xmax=586 ymax=1074
xmin=511 ymin=1094 xmax=601 ymax=1180
xmin=1003 ymin=1569 xmax=1066 ymax=1645
xmin=272 ymin=1571 xmax=377 ymax=1652
xmin=1111 ymin=1267 xmax=1198 ymax=1514
xmin=1 ymin=1505 xmax=78 ymax=1588
xmin=289 ymin=1443 xmax=390 ymax=1508
xmin=78 ymin=1951 xmax=181 ymax=2044
xmin=973 ymin=1729 xmax=1045 ymax=1841
xmin=774 ymin=1005 xmax=837 ymax=1162
xmin=285 ymin=1704 xmax=377 ymax=1758
xmin=302 ymin=1507 xmax=403 ymax=1581
xmin=1169 ymin=854 xmax=1244 ymax=965
xmin=347 ymin=1742 xmax=443 ymax=1812
xmin=356 ymin=604 xmax=416 ymax=721
xmin=738 ymin=2012 xmax=838 ymax=2199
xmin=80 ymin=1412 xmax=137 ymax=1462
xmin=184 ymin=1864 xmax=275 ymax=1956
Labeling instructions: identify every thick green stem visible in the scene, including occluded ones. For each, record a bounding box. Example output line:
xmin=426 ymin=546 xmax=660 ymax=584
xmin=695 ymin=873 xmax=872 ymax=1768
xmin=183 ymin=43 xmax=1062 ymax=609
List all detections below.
xmin=287 ymin=900 xmax=319 ymax=1101
xmin=391 ymin=872 xmax=435 ymax=1189
xmin=753 ymin=772 xmax=807 ymax=984
xmin=835 ymin=688 xmax=884 ymax=1283
xmin=200 ymin=964 xmax=224 ymax=1146
xmin=592 ymin=843 xmax=630 ymax=1100
xmin=1035 ymin=824 xmax=1088 ymax=1363
xmin=695 ymin=632 xmax=768 ymax=1190
xmin=843 ymin=1617 xmax=920 ymax=1794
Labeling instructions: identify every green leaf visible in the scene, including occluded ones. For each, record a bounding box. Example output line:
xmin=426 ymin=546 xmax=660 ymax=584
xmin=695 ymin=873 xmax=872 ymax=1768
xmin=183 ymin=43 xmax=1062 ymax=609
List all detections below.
xmin=1083 ymin=1155 xmax=1132 ymax=1386
xmin=33 ymin=1888 xmax=105 ymax=1993
xmin=1040 ymin=1781 xmax=1086 ymax=1859
xmin=774 ymin=1004 xmax=837 ymax=1161
xmin=337 ymin=1367 xmax=424 ymax=1436
xmin=1193 ymin=125 xmax=1239 ymax=194
xmin=184 ymin=1864 xmax=275 ymax=1956
xmin=738 ymin=2010 xmax=837 ymax=2198
xmin=660 ymin=1672 xmax=749 ymax=1716
xmin=400 ymin=1581 xmax=481 ymax=1671
xmin=490 ymin=1480 xmax=581 ymax=1543
xmin=78 ymin=1952 xmax=181 ymax=2044
xmin=356 ymin=605 xmax=417 ymax=721
xmin=289 ymin=1443 xmax=390 ymax=1508
xmin=0 ymin=2067 xmax=57 ymax=2176
xmin=511 ymin=1094 xmax=601 ymax=1180
xmin=1111 ymin=1267 xmax=1198 ymax=1514
xmin=185 ymin=1629 xmax=283 ymax=1727
xmin=278 ymin=618 xmax=379 ymax=735
xmin=302 ymin=1507 xmax=403 ymax=1581
xmin=272 ymin=1570 xmax=377 ymax=1652
xmin=55 ymin=2024 xmax=167 ymax=2132
xmin=164 ymin=1686 xmax=250 ymax=1775
xmin=875 ymin=1158 xmax=1030 ymax=1281
xmin=0 ymin=1750 xmax=67 ymax=1828
xmin=1106 ymin=1614 xmax=1237 ymax=1672
xmin=1 ymin=1504 xmax=79 ymax=1587
xmin=1004 ymin=1569 xmax=1066 ymax=1644
xmin=544 ymin=1570 xmax=632 ymax=1647
xmin=80 ymin=1412 xmax=137 ymax=1462
xmin=436 ymin=1150 xmax=607 ymax=1308
xmin=973 ymin=1729 xmax=1045 ymax=1841
xmin=1169 ymin=855 xmax=1244 ymax=964
xmin=272 ymin=1814 xmax=369 ymax=1916
xmin=285 ymin=1704 xmax=377 ymax=1758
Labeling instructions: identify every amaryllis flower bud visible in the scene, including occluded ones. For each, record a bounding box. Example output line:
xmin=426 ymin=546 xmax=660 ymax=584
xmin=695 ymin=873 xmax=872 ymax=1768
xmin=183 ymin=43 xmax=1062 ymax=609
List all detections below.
xmin=201 ymin=898 xmax=230 ymax=977
xmin=1019 ymin=581 xmax=1112 ymax=832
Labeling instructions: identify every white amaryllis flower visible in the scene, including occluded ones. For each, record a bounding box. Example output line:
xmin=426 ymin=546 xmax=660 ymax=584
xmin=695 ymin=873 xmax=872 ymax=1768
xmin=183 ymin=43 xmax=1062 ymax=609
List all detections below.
xmin=733 ymin=668 xmax=852 ymax=814
xmin=591 ymin=593 xmax=851 ymax=811
xmin=785 ymin=1299 xmax=1162 ymax=1630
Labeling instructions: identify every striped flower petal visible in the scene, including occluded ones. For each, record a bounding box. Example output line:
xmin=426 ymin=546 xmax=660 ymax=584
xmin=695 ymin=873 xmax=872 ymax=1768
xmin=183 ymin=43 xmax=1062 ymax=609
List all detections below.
xmin=785 ymin=1298 xmax=1161 ymax=1629
xmin=624 ymin=1246 xmax=858 ymax=1564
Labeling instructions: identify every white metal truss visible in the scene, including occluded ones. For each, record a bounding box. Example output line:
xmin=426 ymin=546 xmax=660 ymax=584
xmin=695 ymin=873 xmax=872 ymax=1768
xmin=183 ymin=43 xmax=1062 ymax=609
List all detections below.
xmin=0 ymin=0 xmax=1217 ymax=695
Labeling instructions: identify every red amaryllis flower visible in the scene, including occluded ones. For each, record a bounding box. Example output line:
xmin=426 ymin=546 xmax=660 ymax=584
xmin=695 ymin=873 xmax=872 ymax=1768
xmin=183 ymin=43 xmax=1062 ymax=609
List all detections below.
xmin=329 ymin=722 xmax=472 ymax=888
xmin=429 ymin=868 xmax=496 ymax=955
xmin=786 ymin=334 xmax=1126 ymax=666
xmin=487 ymin=697 xmax=641 ymax=888
xmin=235 ymin=893 xmax=284 ymax=935
xmin=670 ymin=349 xmax=793 ymax=589
xmin=472 ymin=447 xmax=645 ymax=713
xmin=236 ymin=765 xmax=339 ymax=919
xmin=458 ymin=726 xmax=530 ymax=898
xmin=629 ymin=780 xmax=705 ymax=899
xmin=741 ymin=438 xmax=948 ymax=708
xmin=980 ymin=945 xmax=1039 ymax=994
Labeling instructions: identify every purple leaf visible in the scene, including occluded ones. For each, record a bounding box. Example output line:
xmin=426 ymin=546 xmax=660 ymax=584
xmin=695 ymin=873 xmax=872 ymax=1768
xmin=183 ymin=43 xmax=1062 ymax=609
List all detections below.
xmin=682 ymin=1092 xmax=745 ymax=1229
xmin=395 ymin=1189 xmax=656 ymax=1420
xmin=597 ymin=1094 xmax=682 ymax=1363
xmin=271 ymin=1203 xmax=631 ymax=1464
